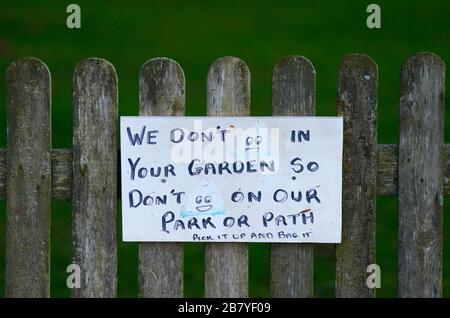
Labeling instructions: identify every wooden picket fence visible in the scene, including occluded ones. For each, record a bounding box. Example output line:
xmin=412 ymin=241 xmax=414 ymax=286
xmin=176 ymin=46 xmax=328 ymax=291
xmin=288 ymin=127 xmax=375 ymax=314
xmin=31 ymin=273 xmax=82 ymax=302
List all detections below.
xmin=1 ymin=52 xmax=446 ymax=298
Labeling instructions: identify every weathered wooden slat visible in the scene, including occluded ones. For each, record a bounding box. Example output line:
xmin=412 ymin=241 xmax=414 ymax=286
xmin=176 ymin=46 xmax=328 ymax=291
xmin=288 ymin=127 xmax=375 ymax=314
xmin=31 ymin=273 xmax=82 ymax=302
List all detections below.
xmin=205 ymin=56 xmax=250 ymax=298
xmin=72 ymin=58 xmax=118 ymax=297
xmin=5 ymin=57 xmax=51 ymax=297
xmin=335 ymin=54 xmax=378 ymax=298
xmin=377 ymin=144 xmax=397 ymax=195
xmin=51 ymin=149 xmax=73 ymax=199
xmin=0 ymin=148 xmax=72 ymax=200
xmin=398 ymin=53 xmax=445 ymax=298
xmin=271 ymin=55 xmax=315 ymax=298
xmin=374 ymin=144 xmax=450 ymax=195
xmin=2 ymin=145 xmax=450 ymax=199
xmin=138 ymin=58 xmax=185 ymax=298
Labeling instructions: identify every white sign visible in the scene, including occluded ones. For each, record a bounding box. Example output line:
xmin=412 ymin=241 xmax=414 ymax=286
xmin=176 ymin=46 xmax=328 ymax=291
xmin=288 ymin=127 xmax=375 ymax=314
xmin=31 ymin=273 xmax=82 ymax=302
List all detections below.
xmin=120 ymin=116 xmax=343 ymax=243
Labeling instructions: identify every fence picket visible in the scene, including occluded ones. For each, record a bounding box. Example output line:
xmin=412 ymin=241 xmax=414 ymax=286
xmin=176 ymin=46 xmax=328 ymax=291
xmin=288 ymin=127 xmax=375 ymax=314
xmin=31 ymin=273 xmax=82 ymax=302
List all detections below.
xmin=205 ymin=56 xmax=250 ymax=297
xmin=138 ymin=58 xmax=185 ymax=297
xmin=335 ymin=54 xmax=378 ymax=298
xmin=72 ymin=58 xmax=118 ymax=297
xmin=271 ymin=55 xmax=315 ymax=297
xmin=5 ymin=58 xmax=51 ymax=297
xmin=398 ymin=53 xmax=445 ymax=298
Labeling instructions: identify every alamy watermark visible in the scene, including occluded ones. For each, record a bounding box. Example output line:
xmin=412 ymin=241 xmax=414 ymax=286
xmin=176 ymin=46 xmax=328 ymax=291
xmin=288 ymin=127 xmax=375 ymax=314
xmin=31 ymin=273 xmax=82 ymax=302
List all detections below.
xmin=66 ymin=263 xmax=81 ymax=289
xmin=66 ymin=4 xmax=81 ymax=29
xmin=366 ymin=4 xmax=381 ymax=29
xmin=126 ymin=119 xmax=290 ymax=174
xmin=366 ymin=264 xmax=381 ymax=289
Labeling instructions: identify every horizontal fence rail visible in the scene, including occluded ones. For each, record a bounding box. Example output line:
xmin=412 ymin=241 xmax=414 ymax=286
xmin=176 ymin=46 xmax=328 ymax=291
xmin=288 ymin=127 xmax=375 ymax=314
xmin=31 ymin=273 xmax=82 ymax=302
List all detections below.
xmin=5 ymin=57 xmax=51 ymax=297
xmin=1 ymin=52 xmax=446 ymax=298
xmin=4 ymin=144 xmax=450 ymax=199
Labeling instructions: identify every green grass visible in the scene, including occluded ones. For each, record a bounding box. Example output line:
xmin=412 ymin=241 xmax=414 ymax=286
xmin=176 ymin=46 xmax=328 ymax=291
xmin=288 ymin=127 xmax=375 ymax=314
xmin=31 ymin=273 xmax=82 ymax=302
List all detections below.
xmin=0 ymin=0 xmax=450 ymax=297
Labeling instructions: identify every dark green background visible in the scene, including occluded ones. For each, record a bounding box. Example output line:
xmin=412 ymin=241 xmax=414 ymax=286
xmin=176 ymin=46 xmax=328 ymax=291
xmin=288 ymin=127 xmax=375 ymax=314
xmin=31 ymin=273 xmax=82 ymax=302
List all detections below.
xmin=0 ymin=0 xmax=449 ymax=297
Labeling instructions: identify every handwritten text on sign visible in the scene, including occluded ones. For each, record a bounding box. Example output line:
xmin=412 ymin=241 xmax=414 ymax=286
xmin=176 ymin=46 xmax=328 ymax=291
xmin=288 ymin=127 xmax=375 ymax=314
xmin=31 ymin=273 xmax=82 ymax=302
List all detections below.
xmin=120 ymin=116 xmax=343 ymax=243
